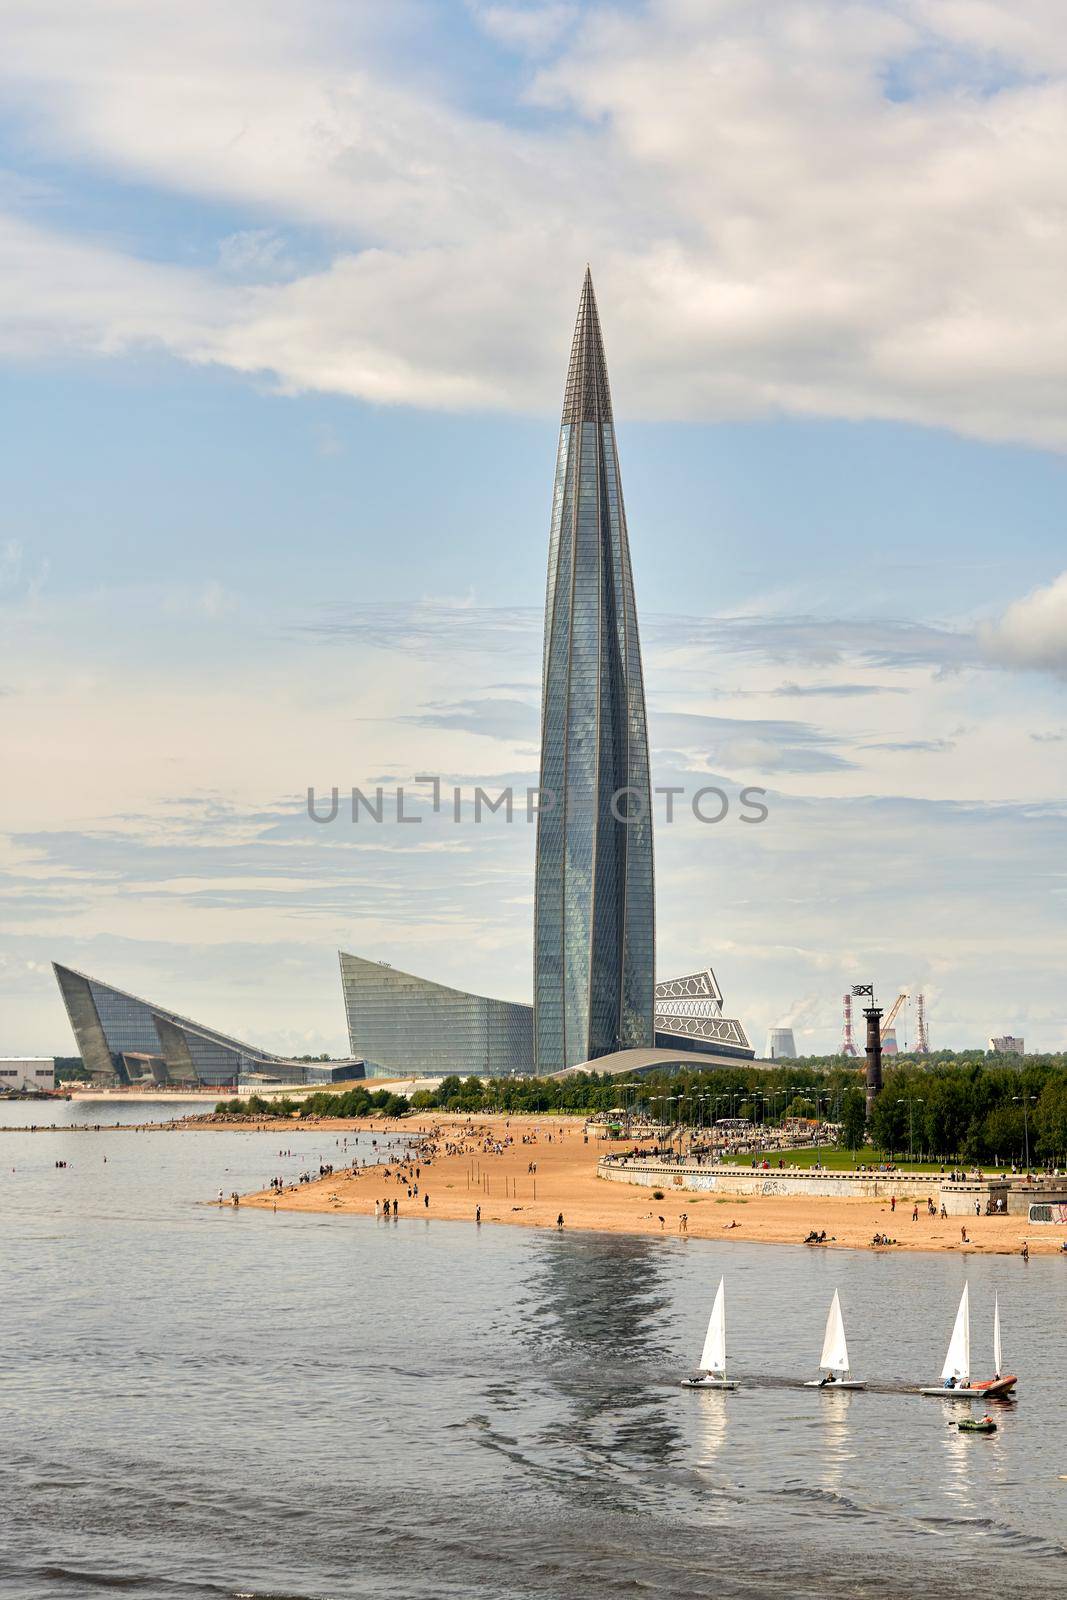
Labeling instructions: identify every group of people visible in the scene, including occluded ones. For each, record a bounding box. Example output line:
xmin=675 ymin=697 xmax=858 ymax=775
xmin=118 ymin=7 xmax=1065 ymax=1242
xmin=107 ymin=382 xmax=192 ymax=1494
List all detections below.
xmin=890 ymin=1195 xmax=940 ymax=1218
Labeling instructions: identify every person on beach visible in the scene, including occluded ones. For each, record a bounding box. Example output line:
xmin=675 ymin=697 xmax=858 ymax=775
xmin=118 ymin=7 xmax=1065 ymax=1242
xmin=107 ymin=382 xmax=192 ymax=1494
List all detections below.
xmin=557 ymin=1212 xmax=564 ymax=1229
xmin=912 ymin=1203 xmax=919 ymax=1221
xmin=679 ymin=1214 xmax=688 ymax=1232
xmin=476 ymin=1204 xmax=481 ymax=1223
xmin=392 ymin=1198 xmax=398 ymax=1217
xmin=374 ymin=1199 xmax=381 ymax=1218
xmin=424 ymin=1193 xmax=429 ymax=1208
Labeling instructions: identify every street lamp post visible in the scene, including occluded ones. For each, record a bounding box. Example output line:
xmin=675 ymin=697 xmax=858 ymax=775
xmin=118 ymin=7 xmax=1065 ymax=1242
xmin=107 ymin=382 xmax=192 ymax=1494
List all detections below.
xmin=895 ymin=1094 xmax=921 ymax=1158
xmin=1013 ymin=1094 xmax=1038 ymax=1172
xmin=896 ymin=1096 xmax=924 ymax=1160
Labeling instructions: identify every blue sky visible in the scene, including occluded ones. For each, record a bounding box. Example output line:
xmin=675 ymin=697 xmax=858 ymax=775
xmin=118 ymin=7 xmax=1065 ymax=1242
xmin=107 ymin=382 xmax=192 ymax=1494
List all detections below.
xmin=2 ymin=0 xmax=1066 ymax=1057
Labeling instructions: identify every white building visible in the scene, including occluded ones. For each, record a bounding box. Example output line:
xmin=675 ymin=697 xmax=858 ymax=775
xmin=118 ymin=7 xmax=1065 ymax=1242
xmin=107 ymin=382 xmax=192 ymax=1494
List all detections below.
xmin=0 ymin=1057 xmax=56 ymax=1092
xmin=765 ymin=1027 xmax=798 ymax=1059
xmin=988 ymin=1036 xmax=1025 ymax=1056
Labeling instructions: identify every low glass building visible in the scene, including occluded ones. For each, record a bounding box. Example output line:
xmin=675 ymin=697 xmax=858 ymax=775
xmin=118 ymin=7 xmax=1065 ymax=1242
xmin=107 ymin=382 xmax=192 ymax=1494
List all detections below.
xmin=52 ymin=963 xmax=362 ymax=1088
xmin=339 ymin=952 xmax=534 ymax=1078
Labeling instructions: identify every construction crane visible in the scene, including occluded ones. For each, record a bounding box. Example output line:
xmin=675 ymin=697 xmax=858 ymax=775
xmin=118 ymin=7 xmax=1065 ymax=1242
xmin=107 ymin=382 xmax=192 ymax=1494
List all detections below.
xmin=880 ymin=992 xmax=907 ymax=1041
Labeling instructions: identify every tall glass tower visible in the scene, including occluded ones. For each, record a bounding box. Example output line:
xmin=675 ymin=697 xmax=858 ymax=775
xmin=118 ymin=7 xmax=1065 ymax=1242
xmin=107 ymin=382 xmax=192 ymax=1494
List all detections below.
xmin=533 ymin=270 xmax=655 ymax=1071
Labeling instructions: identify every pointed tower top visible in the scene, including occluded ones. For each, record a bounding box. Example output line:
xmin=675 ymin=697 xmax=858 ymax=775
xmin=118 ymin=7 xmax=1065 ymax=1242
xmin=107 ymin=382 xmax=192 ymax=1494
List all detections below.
xmin=561 ymin=269 xmax=613 ymax=426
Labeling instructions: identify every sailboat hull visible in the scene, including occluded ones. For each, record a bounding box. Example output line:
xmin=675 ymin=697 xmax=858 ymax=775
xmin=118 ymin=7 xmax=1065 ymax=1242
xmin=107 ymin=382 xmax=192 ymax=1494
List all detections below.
xmin=974 ymin=1375 xmax=1017 ymax=1397
xmin=918 ymin=1386 xmax=984 ymax=1398
xmin=803 ymin=1379 xmax=865 ymax=1390
xmin=681 ymin=1376 xmax=738 ymax=1390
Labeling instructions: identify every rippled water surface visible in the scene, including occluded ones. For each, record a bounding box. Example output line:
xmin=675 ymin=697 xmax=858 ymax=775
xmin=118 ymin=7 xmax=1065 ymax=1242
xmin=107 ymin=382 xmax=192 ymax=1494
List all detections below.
xmin=1 ymin=1102 xmax=1064 ymax=1599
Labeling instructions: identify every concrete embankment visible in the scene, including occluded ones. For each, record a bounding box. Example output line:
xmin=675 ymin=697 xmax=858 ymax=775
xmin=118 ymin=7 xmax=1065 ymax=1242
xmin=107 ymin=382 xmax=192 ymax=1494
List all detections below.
xmin=601 ymin=1159 xmax=952 ymax=1201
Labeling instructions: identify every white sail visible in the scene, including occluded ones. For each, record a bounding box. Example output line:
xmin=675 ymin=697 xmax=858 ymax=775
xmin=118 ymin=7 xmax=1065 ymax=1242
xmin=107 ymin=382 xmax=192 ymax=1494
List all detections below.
xmin=941 ymin=1284 xmax=971 ymax=1382
xmin=699 ymin=1277 xmax=727 ymax=1374
xmin=819 ymin=1289 xmax=850 ymax=1373
xmin=993 ymin=1292 xmax=1002 ymax=1377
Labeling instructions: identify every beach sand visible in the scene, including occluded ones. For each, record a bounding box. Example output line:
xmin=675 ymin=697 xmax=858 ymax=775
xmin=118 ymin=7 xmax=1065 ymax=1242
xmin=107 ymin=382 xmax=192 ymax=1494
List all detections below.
xmin=237 ymin=1113 xmax=1062 ymax=1255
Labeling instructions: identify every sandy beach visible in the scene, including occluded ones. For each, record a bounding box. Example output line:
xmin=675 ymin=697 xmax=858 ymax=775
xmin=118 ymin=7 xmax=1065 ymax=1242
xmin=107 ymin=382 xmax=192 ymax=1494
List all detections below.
xmin=238 ymin=1113 xmax=1063 ymax=1255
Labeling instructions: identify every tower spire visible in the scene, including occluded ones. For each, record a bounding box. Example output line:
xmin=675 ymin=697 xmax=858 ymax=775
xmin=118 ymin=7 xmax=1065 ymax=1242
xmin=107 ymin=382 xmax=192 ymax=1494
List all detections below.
xmin=561 ymin=267 xmax=613 ymax=425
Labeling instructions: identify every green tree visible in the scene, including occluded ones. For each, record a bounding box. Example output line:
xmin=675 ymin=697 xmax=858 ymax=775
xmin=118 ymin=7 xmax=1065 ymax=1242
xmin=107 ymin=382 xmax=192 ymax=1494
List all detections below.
xmin=869 ymin=1083 xmax=906 ymax=1154
xmin=981 ymin=1104 xmax=1024 ymax=1165
xmin=1035 ymin=1074 xmax=1067 ymax=1163
xmin=840 ymin=1087 xmax=866 ymax=1151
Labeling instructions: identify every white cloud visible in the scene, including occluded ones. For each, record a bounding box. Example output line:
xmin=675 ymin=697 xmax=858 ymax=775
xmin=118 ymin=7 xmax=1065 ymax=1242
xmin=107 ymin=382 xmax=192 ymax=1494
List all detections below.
xmin=216 ymin=229 xmax=295 ymax=282
xmin=980 ymin=568 xmax=1067 ymax=677
xmin=0 ymin=212 xmax=232 ymax=363
xmin=0 ymin=538 xmax=22 ymax=588
xmin=158 ymin=580 xmax=238 ymax=621
xmin=469 ymin=3 xmax=575 ymax=54
xmin=1 ymin=2 xmax=1067 ymax=443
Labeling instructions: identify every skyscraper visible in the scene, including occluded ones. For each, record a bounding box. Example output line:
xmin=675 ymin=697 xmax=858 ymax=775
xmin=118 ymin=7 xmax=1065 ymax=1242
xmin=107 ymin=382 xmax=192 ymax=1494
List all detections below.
xmin=533 ymin=270 xmax=655 ymax=1071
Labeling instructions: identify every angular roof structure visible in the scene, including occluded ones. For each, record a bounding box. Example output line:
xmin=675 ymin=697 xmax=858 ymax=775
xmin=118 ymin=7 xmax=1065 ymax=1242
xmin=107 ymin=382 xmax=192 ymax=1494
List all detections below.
xmin=52 ymin=963 xmax=360 ymax=1088
xmin=655 ymin=967 xmax=752 ymax=1055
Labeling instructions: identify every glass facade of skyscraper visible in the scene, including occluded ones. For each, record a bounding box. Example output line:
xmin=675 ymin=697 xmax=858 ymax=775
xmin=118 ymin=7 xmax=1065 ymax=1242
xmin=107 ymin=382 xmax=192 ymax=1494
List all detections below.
xmin=533 ymin=271 xmax=655 ymax=1071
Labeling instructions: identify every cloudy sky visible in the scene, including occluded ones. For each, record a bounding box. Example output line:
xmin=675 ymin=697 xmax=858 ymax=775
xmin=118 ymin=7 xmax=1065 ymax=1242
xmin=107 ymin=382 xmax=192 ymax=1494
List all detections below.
xmin=2 ymin=0 xmax=1066 ymax=1058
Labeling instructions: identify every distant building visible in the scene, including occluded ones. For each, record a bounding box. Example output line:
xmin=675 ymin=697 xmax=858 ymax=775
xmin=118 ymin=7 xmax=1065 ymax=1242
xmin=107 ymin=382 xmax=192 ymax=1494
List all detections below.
xmin=766 ymin=1027 xmax=798 ymax=1060
xmin=989 ymin=1035 xmax=1025 ymax=1056
xmin=0 ymin=1057 xmax=55 ymax=1093
xmin=52 ymin=963 xmax=363 ymax=1089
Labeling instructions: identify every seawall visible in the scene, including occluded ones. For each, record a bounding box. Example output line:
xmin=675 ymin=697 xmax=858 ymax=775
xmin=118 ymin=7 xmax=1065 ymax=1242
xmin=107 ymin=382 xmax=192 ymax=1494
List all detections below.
xmin=597 ymin=1159 xmax=943 ymax=1200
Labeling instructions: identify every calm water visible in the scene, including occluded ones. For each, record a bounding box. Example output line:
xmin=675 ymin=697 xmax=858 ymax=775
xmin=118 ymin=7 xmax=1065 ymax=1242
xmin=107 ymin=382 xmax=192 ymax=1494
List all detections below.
xmin=1 ymin=1103 xmax=1064 ymax=1599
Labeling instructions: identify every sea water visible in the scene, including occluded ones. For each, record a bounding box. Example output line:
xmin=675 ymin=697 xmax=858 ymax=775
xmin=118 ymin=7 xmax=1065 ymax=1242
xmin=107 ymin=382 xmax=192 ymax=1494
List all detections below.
xmin=0 ymin=1103 xmax=1064 ymax=1598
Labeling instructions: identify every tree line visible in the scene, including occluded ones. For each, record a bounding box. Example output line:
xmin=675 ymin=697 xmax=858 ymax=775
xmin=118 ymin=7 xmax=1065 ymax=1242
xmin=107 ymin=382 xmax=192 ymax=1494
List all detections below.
xmin=213 ymin=1055 xmax=1067 ymax=1166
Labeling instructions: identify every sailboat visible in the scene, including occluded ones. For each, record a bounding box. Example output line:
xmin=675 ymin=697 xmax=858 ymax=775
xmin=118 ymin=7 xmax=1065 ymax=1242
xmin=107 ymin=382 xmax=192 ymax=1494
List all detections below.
xmin=920 ymin=1284 xmax=982 ymax=1397
xmin=681 ymin=1277 xmax=738 ymax=1389
xmin=972 ymin=1291 xmax=1017 ymax=1398
xmin=920 ymin=1285 xmax=1017 ymax=1398
xmin=803 ymin=1289 xmax=865 ymax=1389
